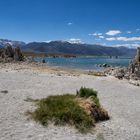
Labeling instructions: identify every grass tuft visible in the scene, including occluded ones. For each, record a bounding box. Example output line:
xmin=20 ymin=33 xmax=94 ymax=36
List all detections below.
xmin=27 ymin=88 xmax=109 ymax=133
xmin=77 ymin=87 xmax=100 ymax=107
xmin=28 ymin=94 xmax=94 ymax=133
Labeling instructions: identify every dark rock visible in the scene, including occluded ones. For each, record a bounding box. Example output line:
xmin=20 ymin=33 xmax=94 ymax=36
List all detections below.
xmin=98 ymin=63 xmax=111 ymax=68
xmin=124 ymin=72 xmax=130 ymax=80
xmin=42 ymin=59 xmax=46 ymax=63
xmin=115 ymin=69 xmax=125 ymax=79
xmin=1 ymin=90 xmax=8 ymax=94
xmin=102 ymin=64 xmax=108 ymax=67
xmin=0 ymin=45 xmax=24 ymax=62
xmin=14 ymin=47 xmax=24 ymax=61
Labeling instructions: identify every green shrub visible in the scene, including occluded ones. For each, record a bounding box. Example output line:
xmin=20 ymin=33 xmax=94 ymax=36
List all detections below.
xmin=90 ymin=96 xmax=100 ymax=107
xmin=27 ymin=88 xmax=109 ymax=134
xmin=77 ymin=87 xmax=97 ymax=98
xmin=28 ymin=94 xmax=94 ymax=133
xmin=77 ymin=87 xmax=100 ymax=107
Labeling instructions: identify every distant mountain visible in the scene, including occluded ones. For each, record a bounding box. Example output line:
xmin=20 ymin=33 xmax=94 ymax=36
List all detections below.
xmin=0 ymin=39 xmax=26 ymax=48
xmin=0 ymin=39 xmax=137 ymax=57
xmin=116 ymin=46 xmax=136 ymax=57
xmin=23 ymin=41 xmax=137 ymax=57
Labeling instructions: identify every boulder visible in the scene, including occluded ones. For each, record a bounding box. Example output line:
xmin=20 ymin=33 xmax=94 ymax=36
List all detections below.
xmin=42 ymin=59 xmax=46 ymax=63
xmin=109 ymin=68 xmax=125 ymax=79
xmin=102 ymin=63 xmax=111 ymax=68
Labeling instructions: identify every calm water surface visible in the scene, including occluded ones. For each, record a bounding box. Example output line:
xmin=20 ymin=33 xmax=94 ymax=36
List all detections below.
xmin=34 ymin=57 xmax=132 ymax=70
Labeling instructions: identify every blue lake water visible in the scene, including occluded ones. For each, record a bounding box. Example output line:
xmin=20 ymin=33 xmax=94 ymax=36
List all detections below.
xmin=34 ymin=57 xmax=132 ymax=70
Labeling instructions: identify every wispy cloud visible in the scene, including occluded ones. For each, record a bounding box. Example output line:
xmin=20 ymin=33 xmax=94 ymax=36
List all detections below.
xmin=43 ymin=40 xmax=52 ymax=43
xmin=114 ymin=43 xmax=140 ymax=48
xmin=67 ymin=22 xmax=73 ymax=26
xmin=68 ymin=38 xmax=83 ymax=44
xmin=106 ymin=37 xmax=116 ymax=41
xmin=126 ymin=31 xmax=131 ymax=34
xmin=98 ymin=35 xmax=104 ymax=39
xmin=136 ymin=28 xmax=140 ymax=32
xmin=106 ymin=36 xmax=140 ymax=41
xmin=88 ymin=32 xmax=102 ymax=36
xmin=106 ymin=30 xmax=121 ymax=36
xmin=89 ymin=32 xmax=104 ymax=39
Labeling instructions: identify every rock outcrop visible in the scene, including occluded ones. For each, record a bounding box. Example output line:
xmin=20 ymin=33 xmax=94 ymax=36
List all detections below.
xmin=106 ymin=47 xmax=140 ymax=86
xmin=0 ymin=45 xmax=24 ymax=62
xmin=128 ymin=47 xmax=140 ymax=80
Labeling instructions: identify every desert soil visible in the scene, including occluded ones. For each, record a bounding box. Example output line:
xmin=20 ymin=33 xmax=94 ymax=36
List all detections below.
xmin=0 ymin=63 xmax=140 ymax=140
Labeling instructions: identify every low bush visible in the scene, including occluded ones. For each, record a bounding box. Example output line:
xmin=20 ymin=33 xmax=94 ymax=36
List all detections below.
xmin=28 ymin=94 xmax=94 ymax=133
xmin=27 ymin=88 xmax=109 ymax=133
xmin=77 ymin=87 xmax=100 ymax=107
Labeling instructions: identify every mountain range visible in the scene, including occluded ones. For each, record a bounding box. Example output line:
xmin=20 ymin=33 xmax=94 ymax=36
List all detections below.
xmin=23 ymin=41 xmax=136 ymax=57
xmin=0 ymin=39 xmax=26 ymax=48
xmin=0 ymin=39 xmax=137 ymax=57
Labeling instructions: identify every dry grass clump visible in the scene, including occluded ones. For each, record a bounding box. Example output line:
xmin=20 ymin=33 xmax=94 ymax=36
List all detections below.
xmin=88 ymin=71 xmax=106 ymax=77
xmin=27 ymin=87 xmax=109 ymax=133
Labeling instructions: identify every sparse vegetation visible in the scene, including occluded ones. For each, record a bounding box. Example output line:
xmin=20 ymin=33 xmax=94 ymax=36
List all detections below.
xmin=27 ymin=87 xmax=109 ymax=133
xmin=24 ymin=97 xmax=39 ymax=102
xmin=77 ymin=87 xmax=97 ymax=98
xmin=88 ymin=71 xmax=106 ymax=77
xmin=77 ymin=87 xmax=100 ymax=107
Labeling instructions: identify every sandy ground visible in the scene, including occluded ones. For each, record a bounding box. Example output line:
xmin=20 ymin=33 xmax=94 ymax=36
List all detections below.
xmin=0 ymin=62 xmax=140 ymax=140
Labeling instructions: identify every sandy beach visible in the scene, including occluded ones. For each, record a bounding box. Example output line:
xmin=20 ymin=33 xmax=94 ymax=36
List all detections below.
xmin=0 ymin=62 xmax=140 ymax=140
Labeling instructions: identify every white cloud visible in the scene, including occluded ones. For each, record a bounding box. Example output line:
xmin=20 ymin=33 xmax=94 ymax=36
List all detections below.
xmin=106 ymin=37 xmax=116 ymax=41
xmin=117 ymin=37 xmax=140 ymax=41
xmin=89 ymin=32 xmax=104 ymax=39
xmin=67 ymin=22 xmax=73 ymax=26
xmin=136 ymin=28 xmax=140 ymax=31
xmin=98 ymin=35 xmax=105 ymax=39
xmin=114 ymin=43 xmax=140 ymax=48
xmin=68 ymin=38 xmax=83 ymax=44
xmin=43 ymin=40 xmax=52 ymax=43
xmin=94 ymin=43 xmax=106 ymax=46
xmin=106 ymin=36 xmax=140 ymax=42
xmin=100 ymin=43 xmax=106 ymax=46
xmin=106 ymin=30 xmax=121 ymax=36
xmin=97 ymin=33 xmax=102 ymax=36
xmin=88 ymin=32 xmax=102 ymax=36
xmin=127 ymin=31 xmax=131 ymax=34
xmin=130 ymin=44 xmax=140 ymax=48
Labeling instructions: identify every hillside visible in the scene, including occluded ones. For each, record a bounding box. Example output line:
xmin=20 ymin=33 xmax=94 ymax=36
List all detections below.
xmin=0 ymin=39 xmax=137 ymax=57
xmin=23 ymin=41 xmax=136 ymax=57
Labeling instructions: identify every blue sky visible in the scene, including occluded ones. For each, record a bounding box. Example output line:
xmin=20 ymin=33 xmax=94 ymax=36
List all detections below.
xmin=0 ymin=0 xmax=140 ymax=47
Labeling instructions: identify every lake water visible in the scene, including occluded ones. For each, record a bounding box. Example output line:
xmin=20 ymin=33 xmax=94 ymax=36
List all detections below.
xmin=34 ymin=57 xmax=132 ymax=70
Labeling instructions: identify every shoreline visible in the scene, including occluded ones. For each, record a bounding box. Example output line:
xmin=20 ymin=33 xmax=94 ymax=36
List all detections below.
xmin=0 ymin=61 xmax=98 ymax=76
